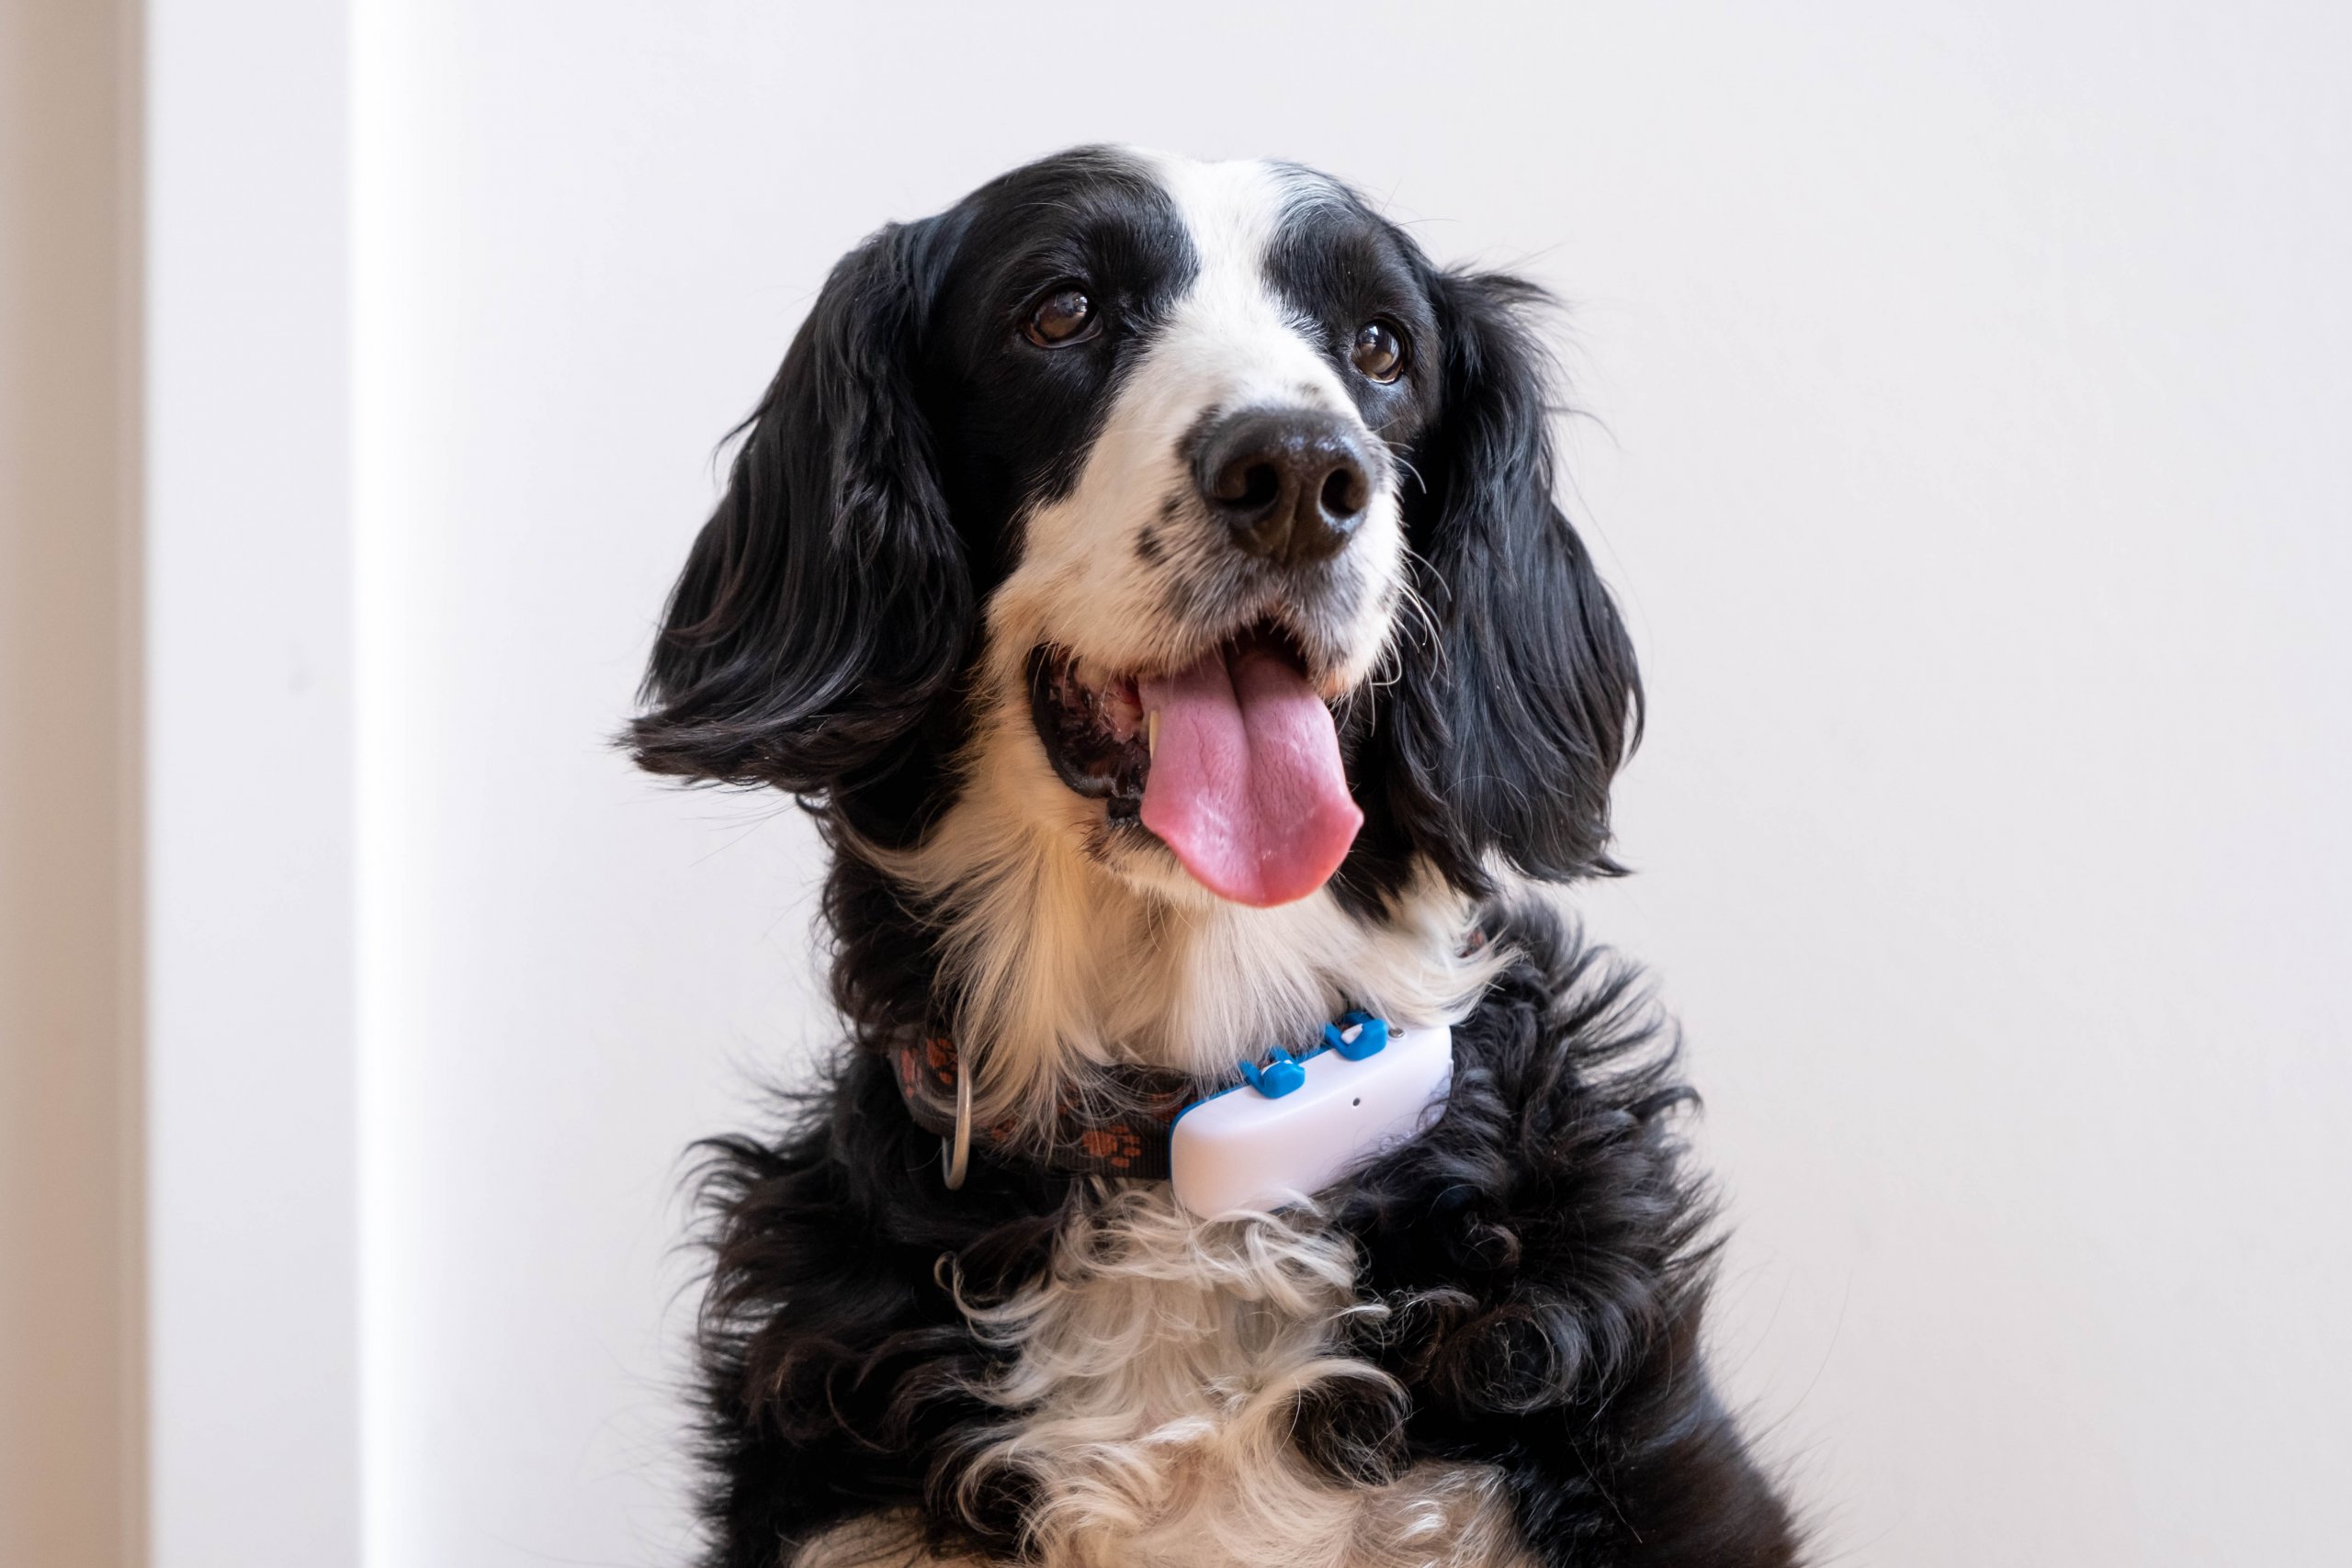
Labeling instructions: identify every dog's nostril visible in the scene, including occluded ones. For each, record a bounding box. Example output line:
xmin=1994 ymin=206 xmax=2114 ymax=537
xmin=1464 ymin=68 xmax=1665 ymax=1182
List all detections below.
xmin=1225 ymin=461 xmax=1282 ymax=511
xmin=1319 ymin=467 xmax=1366 ymax=521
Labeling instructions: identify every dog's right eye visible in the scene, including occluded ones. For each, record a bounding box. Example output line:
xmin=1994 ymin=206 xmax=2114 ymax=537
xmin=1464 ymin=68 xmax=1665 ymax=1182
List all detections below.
xmin=1023 ymin=288 xmax=1098 ymax=347
xmin=1350 ymin=320 xmax=1407 ymax=383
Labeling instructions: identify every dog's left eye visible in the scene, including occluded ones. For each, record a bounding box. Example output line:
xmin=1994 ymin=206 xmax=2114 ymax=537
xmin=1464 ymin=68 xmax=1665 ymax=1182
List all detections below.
xmin=1023 ymin=288 xmax=1098 ymax=347
xmin=1351 ymin=320 xmax=1407 ymax=383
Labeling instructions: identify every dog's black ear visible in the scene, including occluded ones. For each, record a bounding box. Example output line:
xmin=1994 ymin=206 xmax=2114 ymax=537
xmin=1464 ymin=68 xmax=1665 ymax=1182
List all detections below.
xmin=631 ymin=218 xmax=967 ymax=802
xmin=1376 ymin=268 xmax=1641 ymax=891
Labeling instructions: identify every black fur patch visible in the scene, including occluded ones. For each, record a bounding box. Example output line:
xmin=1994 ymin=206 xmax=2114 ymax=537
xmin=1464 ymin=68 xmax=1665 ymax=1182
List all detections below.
xmin=688 ymin=1051 xmax=1078 ymax=1566
xmin=1329 ymin=901 xmax=1799 ymax=1563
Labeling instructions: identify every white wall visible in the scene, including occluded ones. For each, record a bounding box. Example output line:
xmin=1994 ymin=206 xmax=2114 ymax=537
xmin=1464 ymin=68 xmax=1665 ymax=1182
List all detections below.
xmin=147 ymin=3 xmax=361 ymax=1564
xmin=269 ymin=3 xmax=2352 ymax=1566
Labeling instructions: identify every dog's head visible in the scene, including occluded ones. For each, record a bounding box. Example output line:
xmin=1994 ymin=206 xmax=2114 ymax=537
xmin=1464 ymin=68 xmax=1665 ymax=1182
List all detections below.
xmin=635 ymin=146 xmax=1636 ymax=933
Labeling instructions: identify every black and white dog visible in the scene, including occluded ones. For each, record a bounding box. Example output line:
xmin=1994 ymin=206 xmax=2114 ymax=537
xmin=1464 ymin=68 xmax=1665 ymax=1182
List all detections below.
xmin=633 ymin=147 xmax=1800 ymax=1568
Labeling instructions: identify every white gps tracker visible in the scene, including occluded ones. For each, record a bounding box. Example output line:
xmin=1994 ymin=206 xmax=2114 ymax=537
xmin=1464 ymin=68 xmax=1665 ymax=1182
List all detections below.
xmin=1168 ymin=1014 xmax=1453 ymax=1219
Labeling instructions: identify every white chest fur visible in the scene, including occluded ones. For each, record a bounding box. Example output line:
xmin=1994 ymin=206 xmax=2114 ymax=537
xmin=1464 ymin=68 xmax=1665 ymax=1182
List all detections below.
xmin=798 ymin=1189 xmax=1529 ymax=1568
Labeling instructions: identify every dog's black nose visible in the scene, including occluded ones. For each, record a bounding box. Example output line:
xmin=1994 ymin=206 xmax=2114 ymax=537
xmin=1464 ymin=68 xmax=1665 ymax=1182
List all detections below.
xmin=1194 ymin=410 xmax=1373 ymax=567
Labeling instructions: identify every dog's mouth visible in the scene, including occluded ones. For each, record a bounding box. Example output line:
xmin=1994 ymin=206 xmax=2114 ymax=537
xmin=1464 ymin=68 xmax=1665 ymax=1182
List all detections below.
xmin=1028 ymin=625 xmax=1363 ymax=908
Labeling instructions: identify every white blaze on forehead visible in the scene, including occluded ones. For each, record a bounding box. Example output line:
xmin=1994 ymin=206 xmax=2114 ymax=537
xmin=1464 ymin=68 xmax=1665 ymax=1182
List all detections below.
xmin=1136 ymin=153 xmax=1358 ymax=422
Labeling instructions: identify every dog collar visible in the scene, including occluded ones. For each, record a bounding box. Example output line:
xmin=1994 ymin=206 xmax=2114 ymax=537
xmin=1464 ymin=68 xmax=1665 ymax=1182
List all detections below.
xmin=891 ymin=1009 xmax=1453 ymax=1213
xmin=891 ymin=1034 xmax=1197 ymax=1181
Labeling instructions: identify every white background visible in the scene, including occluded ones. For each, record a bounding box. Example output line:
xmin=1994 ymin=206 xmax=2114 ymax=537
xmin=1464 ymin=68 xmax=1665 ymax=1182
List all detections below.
xmin=147 ymin=4 xmax=2351 ymax=1566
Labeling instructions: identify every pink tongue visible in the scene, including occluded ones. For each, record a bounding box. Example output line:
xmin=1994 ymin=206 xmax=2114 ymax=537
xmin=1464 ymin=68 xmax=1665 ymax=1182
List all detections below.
xmin=1137 ymin=643 xmax=1363 ymax=908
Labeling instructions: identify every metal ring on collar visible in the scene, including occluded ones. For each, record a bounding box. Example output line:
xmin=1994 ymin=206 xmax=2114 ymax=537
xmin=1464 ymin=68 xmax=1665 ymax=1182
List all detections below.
xmin=940 ymin=1048 xmax=972 ymax=1190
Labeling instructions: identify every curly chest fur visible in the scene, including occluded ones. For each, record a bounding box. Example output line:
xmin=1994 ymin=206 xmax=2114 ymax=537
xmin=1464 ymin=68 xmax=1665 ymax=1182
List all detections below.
xmin=796 ymin=1190 xmax=1532 ymax=1568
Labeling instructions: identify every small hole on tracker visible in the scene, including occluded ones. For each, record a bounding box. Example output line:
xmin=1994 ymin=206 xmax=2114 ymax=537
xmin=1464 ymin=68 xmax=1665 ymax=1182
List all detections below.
xmin=1351 ymin=1098 xmax=1362 ymax=1107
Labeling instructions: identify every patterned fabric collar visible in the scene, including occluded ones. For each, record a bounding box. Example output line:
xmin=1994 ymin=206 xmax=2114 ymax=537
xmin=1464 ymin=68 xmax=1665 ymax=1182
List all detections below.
xmin=890 ymin=1034 xmax=1202 ymax=1180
